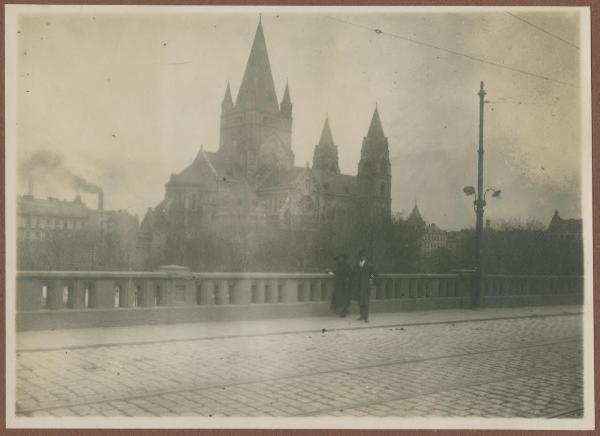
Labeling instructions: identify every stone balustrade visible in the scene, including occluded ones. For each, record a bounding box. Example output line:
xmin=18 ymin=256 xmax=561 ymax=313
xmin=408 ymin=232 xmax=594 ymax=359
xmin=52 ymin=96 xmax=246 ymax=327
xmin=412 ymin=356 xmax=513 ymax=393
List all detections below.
xmin=14 ymin=271 xmax=583 ymax=331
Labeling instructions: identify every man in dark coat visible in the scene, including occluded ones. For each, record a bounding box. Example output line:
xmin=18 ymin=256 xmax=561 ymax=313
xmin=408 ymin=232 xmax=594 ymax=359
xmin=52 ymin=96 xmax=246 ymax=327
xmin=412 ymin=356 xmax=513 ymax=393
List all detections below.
xmin=353 ymin=250 xmax=377 ymax=323
xmin=329 ymin=254 xmax=352 ymax=317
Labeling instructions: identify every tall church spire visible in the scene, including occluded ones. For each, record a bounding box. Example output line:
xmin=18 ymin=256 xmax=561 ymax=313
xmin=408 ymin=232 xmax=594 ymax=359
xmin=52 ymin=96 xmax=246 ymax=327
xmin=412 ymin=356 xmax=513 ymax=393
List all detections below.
xmin=313 ymin=117 xmax=340 ymax=173
xmin=235 ymin=19 xmax=279 ymax=113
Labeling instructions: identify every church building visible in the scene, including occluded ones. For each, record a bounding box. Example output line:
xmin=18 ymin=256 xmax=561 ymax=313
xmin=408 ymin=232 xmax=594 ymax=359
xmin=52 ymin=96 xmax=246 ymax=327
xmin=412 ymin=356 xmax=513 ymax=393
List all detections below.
xmin=137 ymin=19 xmax=392 ymax=270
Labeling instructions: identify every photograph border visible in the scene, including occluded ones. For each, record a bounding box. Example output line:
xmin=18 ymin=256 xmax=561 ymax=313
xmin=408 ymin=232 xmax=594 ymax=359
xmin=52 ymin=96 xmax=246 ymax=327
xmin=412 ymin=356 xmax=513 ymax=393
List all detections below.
xmin=2 ymin=0 xmax=597 ymax=433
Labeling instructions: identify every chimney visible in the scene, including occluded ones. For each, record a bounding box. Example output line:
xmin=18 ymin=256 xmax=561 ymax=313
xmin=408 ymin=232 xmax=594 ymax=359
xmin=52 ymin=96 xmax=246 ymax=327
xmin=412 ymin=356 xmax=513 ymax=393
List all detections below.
xmin=28 ymin=178 xmax=34 ymax=196
xmin=97 ymin=189 xmax=104 ymax=212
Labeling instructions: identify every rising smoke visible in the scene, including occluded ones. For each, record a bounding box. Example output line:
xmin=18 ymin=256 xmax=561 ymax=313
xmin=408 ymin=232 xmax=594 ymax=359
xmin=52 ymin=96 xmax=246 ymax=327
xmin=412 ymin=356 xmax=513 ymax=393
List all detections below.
xmin=19 ymin=149 xmax=103 ymax=197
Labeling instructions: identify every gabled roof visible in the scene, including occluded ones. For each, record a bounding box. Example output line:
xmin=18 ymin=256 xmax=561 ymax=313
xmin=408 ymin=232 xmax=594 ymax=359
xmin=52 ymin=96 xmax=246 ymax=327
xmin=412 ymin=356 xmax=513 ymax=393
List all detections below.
xmin=312 ymin=170 xmax=357 ymax=195
xmin=258 ymin=166 xmax=358 ymax=196
xmin=257 ymin=166 xmax=305 ymax=190
xmin=168 ymin=150 xmax=238 ymax=186
xmin=235 ymin=20 xmax=279 ymax=113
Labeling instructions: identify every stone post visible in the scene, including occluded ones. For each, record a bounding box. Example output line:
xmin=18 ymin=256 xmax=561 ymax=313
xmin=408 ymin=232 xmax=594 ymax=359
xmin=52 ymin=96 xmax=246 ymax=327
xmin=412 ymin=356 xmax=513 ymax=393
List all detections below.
xmin=93 ymin=280 xmax=116 ymax=308
xmin=253 ymin=279 xmax=265 ymax=304
xmin=311 ymin=280 xmax=322 ymax=302
xmin=265 ymin=280 xmax=278 ymax=303
xmin=298 ymin=280 xmax=310 ymax=302
xmin=231 ymin=279 xmax=252 ymax=304
xmin=400 ymin=279 xmax=409 ymax=299
xmin=280 ymin=279 xmax=298 ymax=303
xmin=322 ymin=279 xmax=334 ymax=302
xmin=215 ymin=280 xmax=230 ymax=305
xmin=157 ymin=280 xmax=171 ymax=306
xmin=47 ymin=279 xmax=64 ymax=310
xmin=119 ymin=279 xmax=136 ymax=308
xmin=16 ymin=278 xmax=43 ymax=311
xmin=198 ymin=280 xmax=215 ymax=305
xmin=69 ymin=280 xmax=86 ymax=309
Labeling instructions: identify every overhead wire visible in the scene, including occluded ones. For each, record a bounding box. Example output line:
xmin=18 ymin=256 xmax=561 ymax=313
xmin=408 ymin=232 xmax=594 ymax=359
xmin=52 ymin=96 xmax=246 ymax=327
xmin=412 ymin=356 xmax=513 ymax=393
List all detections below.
xmin=506 ymin=12 xmax=579 ymax=50
xmin=324 ymin=15 xmax=578 ymax=89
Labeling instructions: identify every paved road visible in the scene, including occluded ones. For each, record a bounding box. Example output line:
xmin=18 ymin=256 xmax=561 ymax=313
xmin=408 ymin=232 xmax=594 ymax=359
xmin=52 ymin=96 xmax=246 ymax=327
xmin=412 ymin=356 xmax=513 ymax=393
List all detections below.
xmin=16 ymin=314 xmax=583 ymax=418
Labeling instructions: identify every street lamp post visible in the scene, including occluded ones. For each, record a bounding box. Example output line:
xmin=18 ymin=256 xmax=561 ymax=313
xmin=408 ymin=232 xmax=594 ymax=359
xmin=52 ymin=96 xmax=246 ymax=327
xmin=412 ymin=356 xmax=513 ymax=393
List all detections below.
xmin=474 ymin=81 xmax=486 ymax=307
xmin=463 ymin=81 xmax=501 ymax=308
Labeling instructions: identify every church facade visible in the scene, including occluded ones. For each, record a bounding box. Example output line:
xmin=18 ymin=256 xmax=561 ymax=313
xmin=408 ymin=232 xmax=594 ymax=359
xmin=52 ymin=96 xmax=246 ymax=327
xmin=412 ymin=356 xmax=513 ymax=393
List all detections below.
xmin=137 ymin=19 xmax=392 ymax=270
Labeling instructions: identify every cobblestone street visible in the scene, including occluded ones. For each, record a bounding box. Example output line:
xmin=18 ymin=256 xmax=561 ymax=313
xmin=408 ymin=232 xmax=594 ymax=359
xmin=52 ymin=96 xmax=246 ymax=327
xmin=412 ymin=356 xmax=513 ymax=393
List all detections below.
xmin=15 ymin=311 xmax=583 ymax=419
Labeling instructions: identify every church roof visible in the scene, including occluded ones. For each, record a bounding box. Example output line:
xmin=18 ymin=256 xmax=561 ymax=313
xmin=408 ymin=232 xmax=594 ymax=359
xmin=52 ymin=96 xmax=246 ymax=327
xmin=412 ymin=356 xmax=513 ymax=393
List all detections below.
xmin=547 ymin=210 xmax=582 ymax=234
xmin=367 ymin=106 xmax=386 ymax=138
xmin=258 ymin=166 xmax=357 ymax=196
xmin=257 ymin=166 xmax=305 ymax=190
xmin=168 ymin=150 xmax=240 ymax=186
xmin=408 ymin=202 xmax=425 ymax=225
xmin=312 ymin=170 xmax=357 ymax=195
xmin=235 ymin=20 xmax=280 ymax=113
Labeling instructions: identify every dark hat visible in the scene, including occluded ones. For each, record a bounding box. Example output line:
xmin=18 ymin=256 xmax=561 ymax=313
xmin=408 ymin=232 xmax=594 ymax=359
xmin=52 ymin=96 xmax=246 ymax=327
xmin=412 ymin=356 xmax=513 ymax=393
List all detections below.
xmin=334 ymin=253 xmax=348 ymax=260
xmin=357 ymin=249 xmax=366 ymax=258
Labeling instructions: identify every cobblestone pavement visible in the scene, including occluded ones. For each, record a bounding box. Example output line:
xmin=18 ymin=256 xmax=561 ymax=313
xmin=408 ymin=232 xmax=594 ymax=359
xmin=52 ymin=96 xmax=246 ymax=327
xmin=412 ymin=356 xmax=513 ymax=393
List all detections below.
xmin=16 ymin=314 xmax=583 ymax=418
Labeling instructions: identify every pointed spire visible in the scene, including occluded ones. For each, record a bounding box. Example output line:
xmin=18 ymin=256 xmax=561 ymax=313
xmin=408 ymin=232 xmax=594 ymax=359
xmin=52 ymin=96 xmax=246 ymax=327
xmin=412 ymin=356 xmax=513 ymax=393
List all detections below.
xmin=235 ymin=18 xmax=279 ymax=113
xmin=367 ymin=105 xmax=386 ymax=138
xmin=318 ymin=117 xmax=335 ymax=147
xmin=313 ymin=116 xmax=340 ymax=174
xmin=222 ymin=81 xmax=234 ymax=112
xmin=408 ymin=201 xmax=425 ymax=225
xmin=281 ymin=82 xmax=291 ymax=104
xmin=280 ymin=81 xmax=292 ymax=118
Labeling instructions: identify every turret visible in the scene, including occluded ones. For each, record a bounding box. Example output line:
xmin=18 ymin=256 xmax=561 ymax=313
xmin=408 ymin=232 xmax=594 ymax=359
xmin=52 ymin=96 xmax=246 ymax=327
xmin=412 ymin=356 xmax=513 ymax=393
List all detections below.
xmin=358 ymin=105 xmax=392 ymax=218
xmin=280 ymin=82 xmax=292 ymax=119
xmin=312 ymin=117 xmax=340 ymax=173
xmin=221 ymin=81 xmax=234 ymax=113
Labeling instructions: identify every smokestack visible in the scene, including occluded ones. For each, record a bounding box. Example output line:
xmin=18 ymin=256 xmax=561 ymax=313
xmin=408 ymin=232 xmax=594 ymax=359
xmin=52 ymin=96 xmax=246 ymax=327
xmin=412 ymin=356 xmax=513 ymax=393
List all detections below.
xmin=28 ymin=178 xmax=34 ymax=196
xmin=98 ymin=189 xmax=104 ymax=212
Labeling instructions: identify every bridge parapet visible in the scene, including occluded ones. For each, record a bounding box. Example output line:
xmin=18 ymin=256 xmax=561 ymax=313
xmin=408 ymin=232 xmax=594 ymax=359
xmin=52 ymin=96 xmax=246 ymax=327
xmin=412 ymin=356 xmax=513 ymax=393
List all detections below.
xmin=14 ymin=271 xmax=583 ymax=331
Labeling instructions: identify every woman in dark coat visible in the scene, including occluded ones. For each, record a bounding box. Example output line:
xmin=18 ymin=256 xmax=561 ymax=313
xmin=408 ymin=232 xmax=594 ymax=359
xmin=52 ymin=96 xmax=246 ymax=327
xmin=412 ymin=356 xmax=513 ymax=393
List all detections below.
xmin=329 ymin=254 xmax=352 ymax=317
xmin=353 ymin=250 xmax=377 ymax=323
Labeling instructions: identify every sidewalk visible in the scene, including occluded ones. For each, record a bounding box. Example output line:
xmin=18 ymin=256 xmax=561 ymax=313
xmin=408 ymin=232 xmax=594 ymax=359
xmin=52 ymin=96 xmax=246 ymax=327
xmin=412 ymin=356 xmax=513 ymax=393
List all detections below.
xmin=16 ymin=305 xmax=582 ymax=351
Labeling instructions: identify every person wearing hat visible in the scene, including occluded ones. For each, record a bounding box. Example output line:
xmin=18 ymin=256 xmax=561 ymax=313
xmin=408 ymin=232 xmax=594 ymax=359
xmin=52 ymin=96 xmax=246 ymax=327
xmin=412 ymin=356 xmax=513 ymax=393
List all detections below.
xmin=329 ymin=253 xmax=352 ymax=317
xmin=353 ymin=249 xmax=377 ymax=322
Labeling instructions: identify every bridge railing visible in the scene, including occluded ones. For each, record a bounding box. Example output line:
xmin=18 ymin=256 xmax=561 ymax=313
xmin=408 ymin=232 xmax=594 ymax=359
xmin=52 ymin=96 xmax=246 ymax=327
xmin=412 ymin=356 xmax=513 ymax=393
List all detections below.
xmin=15 ymin=271 xmax=583 ymax=312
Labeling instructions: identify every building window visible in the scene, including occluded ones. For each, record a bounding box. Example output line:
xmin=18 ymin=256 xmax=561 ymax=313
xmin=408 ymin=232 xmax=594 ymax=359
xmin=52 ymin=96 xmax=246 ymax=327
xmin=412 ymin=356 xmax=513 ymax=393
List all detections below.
xmin=380 ymin=182 xmax=386 ymax=196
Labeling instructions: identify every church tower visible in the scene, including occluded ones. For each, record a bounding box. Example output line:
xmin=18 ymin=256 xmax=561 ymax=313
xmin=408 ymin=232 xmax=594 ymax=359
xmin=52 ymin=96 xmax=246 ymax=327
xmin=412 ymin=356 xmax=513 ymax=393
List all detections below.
xmin=312 ymin=117 xmax=340 ymax=173
xmin=358 ymin=106 xmax=392 ymax=218
xmin=218 ymin=18 xmax=294 ymax=179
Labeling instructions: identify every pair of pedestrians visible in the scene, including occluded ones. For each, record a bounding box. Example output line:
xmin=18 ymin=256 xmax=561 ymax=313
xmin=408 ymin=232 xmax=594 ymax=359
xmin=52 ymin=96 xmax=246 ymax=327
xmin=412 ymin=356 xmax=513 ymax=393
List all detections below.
xmin=329 ymin=250 xmax=377 ymax=322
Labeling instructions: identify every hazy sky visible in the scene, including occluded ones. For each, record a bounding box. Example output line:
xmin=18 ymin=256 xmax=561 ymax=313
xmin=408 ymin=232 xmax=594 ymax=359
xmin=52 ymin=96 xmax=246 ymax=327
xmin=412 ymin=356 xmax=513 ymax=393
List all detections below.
xmin=13 ymin=7 xmax=586 ymax=230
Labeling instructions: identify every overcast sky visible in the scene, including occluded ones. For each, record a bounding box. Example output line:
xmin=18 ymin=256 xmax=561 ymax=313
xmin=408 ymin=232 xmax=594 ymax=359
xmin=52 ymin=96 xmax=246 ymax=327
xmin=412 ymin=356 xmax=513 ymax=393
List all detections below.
xmin=13 ymin=7 xmax=587 ymax=230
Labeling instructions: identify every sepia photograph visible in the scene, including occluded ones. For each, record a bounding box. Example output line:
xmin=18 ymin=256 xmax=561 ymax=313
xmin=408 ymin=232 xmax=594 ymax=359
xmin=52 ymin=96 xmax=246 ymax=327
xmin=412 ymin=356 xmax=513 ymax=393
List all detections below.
xmin=4 ymin=4 xmax=594 ymax=429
